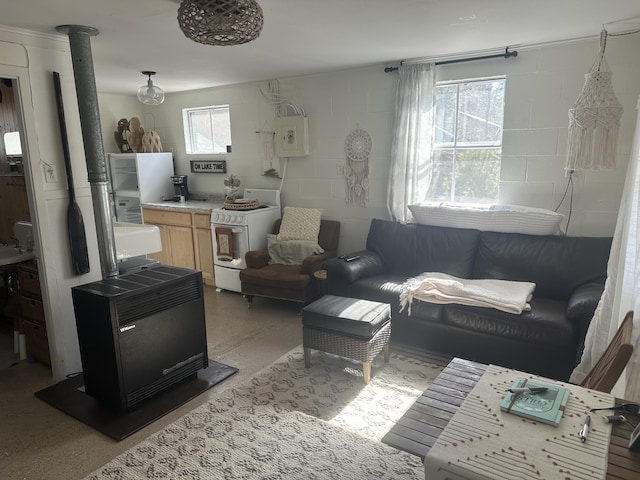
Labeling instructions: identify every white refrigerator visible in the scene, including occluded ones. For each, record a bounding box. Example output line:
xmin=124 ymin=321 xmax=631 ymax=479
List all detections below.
xmin=107 ymin=153 xmax=175 ymax=223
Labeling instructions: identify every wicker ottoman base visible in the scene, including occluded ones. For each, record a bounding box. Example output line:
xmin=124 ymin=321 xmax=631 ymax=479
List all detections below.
xmin=303 ymin=321 xmax=391 ymax=384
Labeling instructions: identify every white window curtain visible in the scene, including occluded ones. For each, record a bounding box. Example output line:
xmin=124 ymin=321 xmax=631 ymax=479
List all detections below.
xmin=387 ymin=63 xmax=436 ymax=223
xmin=570 ymin=97 xmax=640 ymax=402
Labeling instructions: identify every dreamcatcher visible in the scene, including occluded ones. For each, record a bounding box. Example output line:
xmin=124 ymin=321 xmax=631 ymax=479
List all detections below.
xmin=344 ymin=127 xmax=372 ymax=206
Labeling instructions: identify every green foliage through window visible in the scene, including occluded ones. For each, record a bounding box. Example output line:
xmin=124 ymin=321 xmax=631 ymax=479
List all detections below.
xmin=429 ymin=78 xmax=505 ymax=204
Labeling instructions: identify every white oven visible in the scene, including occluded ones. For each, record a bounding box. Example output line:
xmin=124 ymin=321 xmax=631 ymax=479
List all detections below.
xmin=211 ymin=189 xmax=281 ymax=292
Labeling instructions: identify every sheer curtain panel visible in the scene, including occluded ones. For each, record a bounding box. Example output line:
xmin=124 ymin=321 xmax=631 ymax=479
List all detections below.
xmin=387 ymin=63 xmax=436 ymax=223
xmin=570 ymin=97 xmax=640 ymax=402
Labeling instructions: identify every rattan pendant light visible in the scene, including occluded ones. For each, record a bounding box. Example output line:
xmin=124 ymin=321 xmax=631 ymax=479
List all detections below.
xmin=177 ymin=0 xmax=264 ymax=46
xmin=566 ymin=30 xmax=623 ymax=171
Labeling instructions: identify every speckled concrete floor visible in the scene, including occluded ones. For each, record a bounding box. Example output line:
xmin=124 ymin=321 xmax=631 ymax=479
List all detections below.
xmin=0 ymin=286 xmax=302 ymax=480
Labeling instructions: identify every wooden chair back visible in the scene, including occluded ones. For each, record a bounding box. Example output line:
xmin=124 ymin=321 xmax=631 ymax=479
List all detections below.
xmin=580 ymin=310 xmax=634 ymax=393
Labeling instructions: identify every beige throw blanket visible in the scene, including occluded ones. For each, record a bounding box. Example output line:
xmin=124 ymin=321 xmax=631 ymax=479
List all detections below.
xmin=399 ymin=272 xmax=536 ymax=315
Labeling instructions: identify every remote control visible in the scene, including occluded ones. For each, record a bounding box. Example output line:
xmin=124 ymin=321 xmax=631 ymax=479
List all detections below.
xmin=345 ymin=255 xmax=360 ymax=262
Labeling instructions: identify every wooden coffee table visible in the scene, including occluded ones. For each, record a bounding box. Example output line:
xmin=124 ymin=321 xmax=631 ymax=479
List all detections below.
xmin=382 ymin=357 xmax=640 ymax=479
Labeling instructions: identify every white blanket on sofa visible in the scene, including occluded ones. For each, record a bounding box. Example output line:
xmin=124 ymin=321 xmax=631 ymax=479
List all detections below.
xmin=399 ymin=272 xmax=536 ymax=315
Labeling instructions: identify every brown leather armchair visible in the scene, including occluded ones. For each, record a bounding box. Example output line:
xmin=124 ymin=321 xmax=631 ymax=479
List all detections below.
xmin=240 ymin=219 xmax=340 ymax=307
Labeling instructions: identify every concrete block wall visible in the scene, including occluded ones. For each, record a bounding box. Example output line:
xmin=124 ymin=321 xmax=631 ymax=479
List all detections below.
xmin=140 ymin=34 xmax=640 ymax=254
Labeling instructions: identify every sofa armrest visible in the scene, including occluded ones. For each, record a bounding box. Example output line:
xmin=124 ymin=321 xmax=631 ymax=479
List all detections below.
xmin=566 ymin=282 xmax=605 ymax=321
xmin=301 ymin=250 xmax=337 ymax=274
xmin=245 ymin=249 xmax=269 ymax=269
xmin=323 ymin=250 xmax=385 ymax=294
xmin=567 ymin=282 xmax=605 ymax=365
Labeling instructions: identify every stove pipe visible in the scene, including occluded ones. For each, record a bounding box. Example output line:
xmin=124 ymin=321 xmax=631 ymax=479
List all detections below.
xmin=55 ymin=25 xmax=118 ymax=279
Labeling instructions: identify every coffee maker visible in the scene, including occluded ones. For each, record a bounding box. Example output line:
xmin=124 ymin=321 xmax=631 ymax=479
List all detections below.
xmin=171 ymin=175 xmax=190 ymax=201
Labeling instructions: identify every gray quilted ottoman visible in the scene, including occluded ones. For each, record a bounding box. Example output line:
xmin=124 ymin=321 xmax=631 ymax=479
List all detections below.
xmin=301 ymin=295 xmax=391 ymax=383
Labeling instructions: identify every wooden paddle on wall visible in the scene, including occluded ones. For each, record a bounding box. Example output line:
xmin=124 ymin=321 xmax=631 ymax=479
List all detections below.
xmin=53 ymin=71 xmax=90 ymax=275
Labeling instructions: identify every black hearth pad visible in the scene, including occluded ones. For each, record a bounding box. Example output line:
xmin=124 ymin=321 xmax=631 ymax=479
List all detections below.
xmin=34 ymin=360 xmax=238 ymax=441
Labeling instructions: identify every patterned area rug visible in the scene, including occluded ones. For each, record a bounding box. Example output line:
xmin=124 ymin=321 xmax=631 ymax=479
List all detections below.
xmin=85 ymin=347 xmax=447 ymax=480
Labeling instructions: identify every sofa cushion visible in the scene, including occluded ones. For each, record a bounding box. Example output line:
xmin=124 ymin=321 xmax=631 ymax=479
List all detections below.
xmin=366 ymin=219 xmax=480 ymax=278
xmin=473 ymin=232 xmax=611 ymax=300
xmin=239 ymin=264 xmax=310 ymax=289
xmin=442 ymin=298 xmax=573 ymax=347
xmin=345 ymin=274 xmax=444 ymax=323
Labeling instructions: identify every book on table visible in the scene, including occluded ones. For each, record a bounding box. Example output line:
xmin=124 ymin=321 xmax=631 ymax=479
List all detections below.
xmin=500 ymin=377 xmax=570 ymax=427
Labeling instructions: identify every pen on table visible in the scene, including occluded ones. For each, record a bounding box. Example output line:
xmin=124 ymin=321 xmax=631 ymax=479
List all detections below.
xmin=507 ymin=387 xmax=549 ymax=394
xmin=579 ymin=415 xmax=591 ymax=443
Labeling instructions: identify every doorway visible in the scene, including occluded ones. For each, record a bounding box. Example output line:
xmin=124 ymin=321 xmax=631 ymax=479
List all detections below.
xmin=0 ymin=76 xmax=40 ymax=370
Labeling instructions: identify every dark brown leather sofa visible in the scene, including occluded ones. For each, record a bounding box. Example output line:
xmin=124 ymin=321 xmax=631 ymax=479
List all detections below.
xmin=323 ymin=218 xmax=612 ymax=380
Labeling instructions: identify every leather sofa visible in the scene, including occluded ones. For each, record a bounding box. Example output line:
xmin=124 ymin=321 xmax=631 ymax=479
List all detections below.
xmin=323 ymin=219 xmax=612 ymax=381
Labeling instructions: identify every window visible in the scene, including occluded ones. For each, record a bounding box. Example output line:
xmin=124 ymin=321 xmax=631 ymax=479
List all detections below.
xmin=183 ymin=105 xmax=231 ymax=154
xmin=3 ymin=131 xmax=22 ymax=156
xmin=428 ymin=77 xmax=505 ymax=204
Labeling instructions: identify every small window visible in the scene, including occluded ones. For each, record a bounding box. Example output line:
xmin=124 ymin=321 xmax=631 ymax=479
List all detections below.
xmin=4 ymin=131 xmax=22 ymax=157
xmin=429 ymin=77 xmax=505 ymax=204
xmin=182 ymin=105 xmax=231 ymax=154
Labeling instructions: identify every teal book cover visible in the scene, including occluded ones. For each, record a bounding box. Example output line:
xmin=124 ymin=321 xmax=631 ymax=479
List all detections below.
xmin=500 ymin=377 xmax=570 ymax=426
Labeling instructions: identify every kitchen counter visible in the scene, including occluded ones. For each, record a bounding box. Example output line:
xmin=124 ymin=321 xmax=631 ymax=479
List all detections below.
xmin=141 ymin=200 xmax=222 ymax=213
xmin=141 ymin=201 xmax=221 ymax=286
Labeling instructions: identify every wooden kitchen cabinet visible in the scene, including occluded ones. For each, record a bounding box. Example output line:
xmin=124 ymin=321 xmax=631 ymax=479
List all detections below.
xmin=193 ymin=212 xmax=215 ymax=286
xmin=142 ymin=207 xmax=215 ymax=286
xmin=18 ymin=261 xmax=50 ymax=365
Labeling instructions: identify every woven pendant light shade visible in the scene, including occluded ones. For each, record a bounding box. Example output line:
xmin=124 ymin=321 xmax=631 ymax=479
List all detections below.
xmin=566 ymin=30 xmax=623 ymax=171
xmin=178 ymin=0 xmax=264 ymax=46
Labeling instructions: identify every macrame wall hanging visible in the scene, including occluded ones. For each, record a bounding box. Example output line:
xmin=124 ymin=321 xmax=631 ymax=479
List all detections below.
xmin=344 ymin=127 xmax=372 ymax=206
xmin=566 ymin=29 xmax=623 ymax=171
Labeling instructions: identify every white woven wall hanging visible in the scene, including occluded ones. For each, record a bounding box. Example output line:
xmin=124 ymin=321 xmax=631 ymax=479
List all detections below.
xmin=566 ymin=30 xmax=623 ymax=171
xmin=344 ymin=127 xmax=372 ymax=206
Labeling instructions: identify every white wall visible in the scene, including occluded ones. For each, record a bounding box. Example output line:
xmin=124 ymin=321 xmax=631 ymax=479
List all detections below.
xmin=143 ymin=34 xmax=640 ymax=254
xmin=98 ymin=93 xmax=144 ymax=155
xmin=0 ymin=27 xmax=104 ymax=381
xmin=435 ymin=37 xmax=639 ymax=237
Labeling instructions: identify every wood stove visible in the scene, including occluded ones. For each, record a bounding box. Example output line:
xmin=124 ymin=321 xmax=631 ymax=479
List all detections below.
xmin=72 ymin=264 xmax=208 ymax=411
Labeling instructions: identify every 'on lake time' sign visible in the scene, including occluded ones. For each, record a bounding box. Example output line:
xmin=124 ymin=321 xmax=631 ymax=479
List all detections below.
xmin=190 ymin=160 xmax=227 ymax=173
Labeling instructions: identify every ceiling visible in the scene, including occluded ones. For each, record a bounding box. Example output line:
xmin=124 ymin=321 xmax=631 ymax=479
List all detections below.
xmin=1 ymin=1 xmax=639 ymax=95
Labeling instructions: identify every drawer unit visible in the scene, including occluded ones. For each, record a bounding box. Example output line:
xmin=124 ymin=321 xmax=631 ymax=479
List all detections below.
xmin=193 ymin=212 xmax=211 ymax=228
xmin=22 ymin=319 xmax=50 ymax=365
xmin=18 ymin=263 xmax=41 ymax=299
xmin=17 ymin=261 xmax=50 ymax=365
xmin=143 ymin=208 xmax=192 ymax=227
xmin=20 ymin=295 xmax=45 ymax=325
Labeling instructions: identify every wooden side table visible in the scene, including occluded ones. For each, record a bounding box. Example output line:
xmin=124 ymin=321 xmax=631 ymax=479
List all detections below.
xmin=313 ymin=269 xmax=327 ymax=295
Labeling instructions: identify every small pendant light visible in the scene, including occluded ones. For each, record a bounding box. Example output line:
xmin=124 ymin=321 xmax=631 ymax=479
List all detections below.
xmin=137 ymin=71 xmax=165 ymax=105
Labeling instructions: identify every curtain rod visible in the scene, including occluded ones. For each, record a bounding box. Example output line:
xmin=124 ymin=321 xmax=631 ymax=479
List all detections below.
xmin=384 ymin=47 xmax=518 ymax=73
